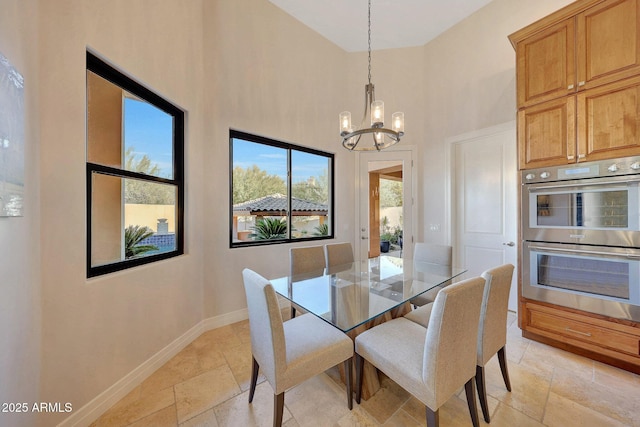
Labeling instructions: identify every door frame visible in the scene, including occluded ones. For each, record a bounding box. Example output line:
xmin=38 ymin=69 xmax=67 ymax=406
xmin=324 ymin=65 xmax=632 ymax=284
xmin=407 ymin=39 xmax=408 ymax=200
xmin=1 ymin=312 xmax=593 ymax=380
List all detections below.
xmin=445 ymin=121 xmax=517 ymax=266
xmin=355 ymin=144 xmax=417 ymax=261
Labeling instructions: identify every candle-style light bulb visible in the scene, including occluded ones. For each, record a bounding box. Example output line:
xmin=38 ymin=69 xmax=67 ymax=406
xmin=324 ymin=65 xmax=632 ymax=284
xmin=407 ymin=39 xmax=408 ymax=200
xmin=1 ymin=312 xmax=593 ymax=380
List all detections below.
xmin=371 ymin=101 xmax=384 ymax=126
xmin=339 ymin=111 xmax=352 ymax=136
xmin=392 ymin=112 xmax=404 ymax=135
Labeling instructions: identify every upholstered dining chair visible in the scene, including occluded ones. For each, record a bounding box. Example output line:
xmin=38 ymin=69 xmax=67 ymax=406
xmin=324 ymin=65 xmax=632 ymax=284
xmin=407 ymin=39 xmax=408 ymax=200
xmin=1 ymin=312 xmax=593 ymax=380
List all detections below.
xmin=242 ymin=269 xmax=354 ymax=427
xmin=289 ymin=245 xmax=326 ymax=318
xmin=409 ymin=242 xmax=453 ymax=308
xmin=324 ymin=242 xmax=354 ymax=274
xmin=475 ymin=263 xmax=515 ymax=423
xmin=355 ymin=276 xmax=486 ymax=427
xmin=403 ymin=263 xmax=515 ymax=423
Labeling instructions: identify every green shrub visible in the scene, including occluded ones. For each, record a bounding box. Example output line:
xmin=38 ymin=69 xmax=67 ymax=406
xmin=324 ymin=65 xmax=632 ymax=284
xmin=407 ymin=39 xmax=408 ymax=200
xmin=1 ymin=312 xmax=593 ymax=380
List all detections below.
xmin=251 ymin=217 xmax=287 ymax=240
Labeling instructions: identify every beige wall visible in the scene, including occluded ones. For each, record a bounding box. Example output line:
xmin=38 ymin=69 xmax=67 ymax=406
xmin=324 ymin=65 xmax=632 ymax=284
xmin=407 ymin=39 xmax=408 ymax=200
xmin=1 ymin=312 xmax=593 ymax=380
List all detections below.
xmin=37 ymin=0 xmax=206 ymax=424
xmin=0 ymin=0 xmax=580 ymax=425
xmin=202 ymin=0 xmax=354 ymax=318
xmin=417 ymin=0 xmax=574 ymax=243
xmin=0 ymin=0 xmax=41 ymax=426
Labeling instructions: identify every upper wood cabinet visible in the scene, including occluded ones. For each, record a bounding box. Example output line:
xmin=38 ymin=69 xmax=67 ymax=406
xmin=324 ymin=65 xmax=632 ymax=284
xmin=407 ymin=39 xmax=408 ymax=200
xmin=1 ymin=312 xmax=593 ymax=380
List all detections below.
xmin=518 ymin=75 xmax=640 ymax=169
xmin=577 ymin=74 xmax=640 ymax=161
xmin=512 ymin=0 xmax=640 ymax=109
xmin=577 ymin=0 xmax=640 ymax=91
xmin=516 ymin=19 xmax=575 ymax=108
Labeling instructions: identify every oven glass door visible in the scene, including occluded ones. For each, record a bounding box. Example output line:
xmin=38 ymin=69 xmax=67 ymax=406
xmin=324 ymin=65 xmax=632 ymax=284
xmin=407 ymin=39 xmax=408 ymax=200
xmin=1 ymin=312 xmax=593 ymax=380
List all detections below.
xmin=524 ymin=177 xmax=640 ymax=245
xmin=523 ymin=242 xmax=640 ymax=320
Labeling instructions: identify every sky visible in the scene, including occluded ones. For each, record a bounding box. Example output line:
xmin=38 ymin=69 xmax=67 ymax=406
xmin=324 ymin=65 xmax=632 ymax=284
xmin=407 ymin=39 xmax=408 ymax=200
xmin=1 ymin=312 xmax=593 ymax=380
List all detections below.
xmin=232 ymin=138 xmax=329 ymax=184
xmin=124 ymin=98 xmax=174 ymax=178
xmin=123 ymin=99 xmax=328 ymax=185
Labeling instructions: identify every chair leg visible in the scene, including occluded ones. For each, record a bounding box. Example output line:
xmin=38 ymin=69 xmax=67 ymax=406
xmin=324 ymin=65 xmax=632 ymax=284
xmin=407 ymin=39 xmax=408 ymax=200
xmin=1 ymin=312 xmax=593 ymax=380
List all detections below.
xmin=426 ymin=406 xmax=439 ymax=427
xmin=249 ymin=357 xmax=259 ymax=403
xmin=355 ymin=354 xmax=364 ymax=404
xmin=498 ymin=346 xmax=512 ymax=392
xmin=290 ymin=306 xmax=296 ymax=319
xmin=476 ymin=365 xmax=490 ymax=423
xmin=344 ymin=358 xmax=353 ymax=410
xmin=464 ymin=378 xmax=480 ymax=427
xmin=273 ymin=392 xmax=284 ymax=427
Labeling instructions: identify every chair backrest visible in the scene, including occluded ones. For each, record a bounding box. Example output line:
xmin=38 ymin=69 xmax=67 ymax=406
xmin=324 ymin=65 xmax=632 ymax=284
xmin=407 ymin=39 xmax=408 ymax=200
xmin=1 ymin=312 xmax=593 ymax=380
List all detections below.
xmin=290 ymin=245 xmax=325 ymax=279
xmin=477 ymin=264 xmax=515 ymax=366
xmin=324 ymin=242 xmax=354 ymax=272
xmin=242 ymin=268 xmax=286 ymax=387
xmin=413 ymin=243 xmax=452 ymax=266
xmin=422 ymin=275 xmax=486 ymax=409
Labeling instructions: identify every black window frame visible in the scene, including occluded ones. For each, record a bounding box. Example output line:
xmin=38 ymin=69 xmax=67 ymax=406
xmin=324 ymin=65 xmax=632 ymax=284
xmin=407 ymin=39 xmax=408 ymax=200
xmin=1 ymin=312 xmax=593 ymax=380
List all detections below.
xmin=229 ymin=129 xmax=335 ymax=248
xmin=86 ymin=51 xmax=185 ymax=278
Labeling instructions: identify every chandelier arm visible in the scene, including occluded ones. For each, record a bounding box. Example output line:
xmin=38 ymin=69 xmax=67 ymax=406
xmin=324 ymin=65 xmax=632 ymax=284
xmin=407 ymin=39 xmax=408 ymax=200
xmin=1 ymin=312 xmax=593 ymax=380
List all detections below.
xmin=342 ymin=127 xmax=401 ymax=140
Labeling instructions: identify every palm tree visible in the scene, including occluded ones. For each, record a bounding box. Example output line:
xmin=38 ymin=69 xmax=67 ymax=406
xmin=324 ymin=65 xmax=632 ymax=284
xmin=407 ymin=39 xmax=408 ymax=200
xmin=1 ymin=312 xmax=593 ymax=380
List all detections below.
xmin=125 ymin=225 xmax=159 ymax=258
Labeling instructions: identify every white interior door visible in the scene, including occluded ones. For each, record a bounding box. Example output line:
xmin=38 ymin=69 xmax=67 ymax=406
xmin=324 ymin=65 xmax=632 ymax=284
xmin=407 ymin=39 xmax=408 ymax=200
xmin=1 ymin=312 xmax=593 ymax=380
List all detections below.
xmin=357 ymin=149 xmax=414 ymax=261
xmin=451 ymin=122 xmax=518 ymax=312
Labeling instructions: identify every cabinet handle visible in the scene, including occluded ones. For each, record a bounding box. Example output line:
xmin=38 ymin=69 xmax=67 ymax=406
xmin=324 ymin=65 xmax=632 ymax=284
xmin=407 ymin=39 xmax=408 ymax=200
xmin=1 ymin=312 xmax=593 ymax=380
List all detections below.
xmin=578 ymin=81 xmax=586 ymax=87
xmin=578 ymin=154 xmax=586 ymax=159
xmin=568 ymin=84 xmax=575 ymax=90
xmin=567 ymin=155 xmax=575 ymax=160
xmin=565 ymin=327 xmax=592 ymax=337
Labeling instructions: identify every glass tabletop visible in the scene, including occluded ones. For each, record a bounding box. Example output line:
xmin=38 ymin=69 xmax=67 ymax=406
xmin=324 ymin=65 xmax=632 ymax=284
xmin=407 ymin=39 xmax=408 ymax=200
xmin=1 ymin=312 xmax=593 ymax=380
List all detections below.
xmin=270 ymin=255 xmax=467 ymax=332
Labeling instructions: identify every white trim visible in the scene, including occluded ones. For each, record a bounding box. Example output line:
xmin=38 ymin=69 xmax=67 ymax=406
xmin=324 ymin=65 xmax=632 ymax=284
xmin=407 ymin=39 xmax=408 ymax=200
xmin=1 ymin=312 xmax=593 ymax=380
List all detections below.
xmin=354 ymin=144 xmax=417 ymax=261
xmin=55 ymin=304 xmax=266 ymax=427
xmin=201 ymin=308 xmax=248 ymax=331
xmin=56 ymin=319 xmax=203 ymax=427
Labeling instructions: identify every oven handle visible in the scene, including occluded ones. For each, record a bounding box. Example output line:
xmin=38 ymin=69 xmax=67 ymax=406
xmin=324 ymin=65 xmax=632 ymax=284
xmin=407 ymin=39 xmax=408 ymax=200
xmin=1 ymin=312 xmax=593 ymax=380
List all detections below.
xmin=528 ymin=245 xmax=640 ymax=259
xmin=527 ymin=178 xmax=640 ymax=191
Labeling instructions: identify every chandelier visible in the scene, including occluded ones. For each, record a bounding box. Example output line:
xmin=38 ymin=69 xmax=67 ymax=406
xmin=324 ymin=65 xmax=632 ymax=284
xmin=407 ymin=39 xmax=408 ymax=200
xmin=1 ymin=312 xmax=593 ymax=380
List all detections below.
xmin=339 ymin=0 xmax=404 ymax=151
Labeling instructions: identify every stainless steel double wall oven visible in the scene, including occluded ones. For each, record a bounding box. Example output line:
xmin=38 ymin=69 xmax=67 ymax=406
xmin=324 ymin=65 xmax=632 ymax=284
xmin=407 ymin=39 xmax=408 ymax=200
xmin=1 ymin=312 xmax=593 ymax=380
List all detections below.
xmin=521 ymin=156 xmax=640 ymax=322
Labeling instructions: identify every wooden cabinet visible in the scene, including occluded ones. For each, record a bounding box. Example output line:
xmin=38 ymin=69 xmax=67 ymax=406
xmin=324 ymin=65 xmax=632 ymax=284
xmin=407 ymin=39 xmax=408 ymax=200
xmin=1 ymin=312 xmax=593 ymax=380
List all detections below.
xmin=512 ymin=0 xmax=640 ymax=169
xmin=522 ymin=301 xmax=640 ymax=373
xmin=577 ymin=74 xmax=640 ymax=160
xmin=577 ymin=0 xmax=640 ymax=92
xmin=518 ymin=97 xmax=575 ymax=169
xmin=514 ymin=0 xmax=640 ymax=109
xmin=516 ymin=19 xmax=575 ymax=108
xmin=513 ymin=0 xmax=640 ymax=374
xmin=518 ymin=75 xmax=640 ymax=169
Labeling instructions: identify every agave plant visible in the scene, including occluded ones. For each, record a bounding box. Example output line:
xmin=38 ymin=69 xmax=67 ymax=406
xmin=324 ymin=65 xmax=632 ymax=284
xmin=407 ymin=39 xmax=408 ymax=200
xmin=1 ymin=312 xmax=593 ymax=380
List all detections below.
xmin=251 ymin=217 xmax=287 ymax=240
xmin=125 ymin=225 xmax=159 ymax=258
xmin=312 ymin=223 xmax=329 ymax=236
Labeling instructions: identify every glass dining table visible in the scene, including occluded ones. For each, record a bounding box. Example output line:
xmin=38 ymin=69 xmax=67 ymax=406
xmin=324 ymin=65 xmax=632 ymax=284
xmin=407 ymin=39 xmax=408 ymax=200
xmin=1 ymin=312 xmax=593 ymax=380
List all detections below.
xmin=269 ymin=255 xmax=467 ymax=400
xmin=270 ymin=255 xmax=467 ymax=332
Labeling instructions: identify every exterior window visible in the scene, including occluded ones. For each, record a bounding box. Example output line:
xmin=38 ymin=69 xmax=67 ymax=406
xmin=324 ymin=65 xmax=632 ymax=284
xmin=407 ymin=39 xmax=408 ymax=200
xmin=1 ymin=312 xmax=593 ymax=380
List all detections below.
xmin=86 ymin=52 xmax=184 ymax=277
xmin=230 ymin=130 xmax=334 ymax=247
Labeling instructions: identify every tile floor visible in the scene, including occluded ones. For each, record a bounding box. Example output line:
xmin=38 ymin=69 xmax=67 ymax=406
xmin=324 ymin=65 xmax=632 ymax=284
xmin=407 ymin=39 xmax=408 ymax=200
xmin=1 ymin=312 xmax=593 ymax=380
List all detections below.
xmin=91 ymin=311 xmax=640 ymax=427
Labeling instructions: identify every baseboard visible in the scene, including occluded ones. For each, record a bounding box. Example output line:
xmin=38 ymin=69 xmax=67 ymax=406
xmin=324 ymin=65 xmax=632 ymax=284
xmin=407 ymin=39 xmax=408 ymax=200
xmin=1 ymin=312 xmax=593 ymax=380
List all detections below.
xmin=57 ymin=305 xmax=256 ymax=427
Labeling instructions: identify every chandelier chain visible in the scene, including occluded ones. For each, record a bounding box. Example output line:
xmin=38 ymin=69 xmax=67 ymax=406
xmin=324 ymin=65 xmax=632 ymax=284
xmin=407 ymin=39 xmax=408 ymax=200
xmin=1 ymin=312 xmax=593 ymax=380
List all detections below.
xmin=339 ymin=0 xmax=403 ymax=151
xmin=367 ymin=0 xmax=371 ymax=84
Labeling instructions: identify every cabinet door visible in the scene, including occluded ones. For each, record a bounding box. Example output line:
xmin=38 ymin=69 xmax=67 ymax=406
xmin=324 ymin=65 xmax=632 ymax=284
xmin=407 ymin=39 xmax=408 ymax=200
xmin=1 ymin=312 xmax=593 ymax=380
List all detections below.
xmin=577 ymin=75 xmax=640 ymax=161
xmin=516 ymin=19 xmax=575 ymax=108
xmin=577 ymin=0 xmax=640 ymax=90
xmin=518 ymin=97 xmax=576 ymax=169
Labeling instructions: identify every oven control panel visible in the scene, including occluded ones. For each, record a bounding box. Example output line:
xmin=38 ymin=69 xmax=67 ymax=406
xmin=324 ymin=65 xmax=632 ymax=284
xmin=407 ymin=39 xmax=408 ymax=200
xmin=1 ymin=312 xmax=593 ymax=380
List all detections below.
xmin=522 ymin=156 xmax=640 ymax=183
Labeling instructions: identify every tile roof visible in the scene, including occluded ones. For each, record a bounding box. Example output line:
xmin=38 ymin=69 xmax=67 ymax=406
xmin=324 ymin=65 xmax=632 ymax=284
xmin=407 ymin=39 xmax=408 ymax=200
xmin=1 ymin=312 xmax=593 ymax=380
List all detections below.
xmin=233 ymin=193 xmax=328 ymax=214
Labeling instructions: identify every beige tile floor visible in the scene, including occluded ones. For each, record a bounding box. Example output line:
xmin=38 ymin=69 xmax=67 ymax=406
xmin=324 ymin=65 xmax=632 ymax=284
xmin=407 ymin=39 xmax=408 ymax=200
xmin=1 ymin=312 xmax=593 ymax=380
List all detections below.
xmin=91 ymin=311 xmax=640 ymax=427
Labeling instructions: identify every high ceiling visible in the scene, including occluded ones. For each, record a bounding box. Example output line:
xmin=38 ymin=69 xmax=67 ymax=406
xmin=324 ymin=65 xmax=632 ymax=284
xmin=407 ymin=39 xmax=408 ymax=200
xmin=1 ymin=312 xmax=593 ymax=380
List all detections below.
xmin=269 ymin=0 xmax=494 ymax=52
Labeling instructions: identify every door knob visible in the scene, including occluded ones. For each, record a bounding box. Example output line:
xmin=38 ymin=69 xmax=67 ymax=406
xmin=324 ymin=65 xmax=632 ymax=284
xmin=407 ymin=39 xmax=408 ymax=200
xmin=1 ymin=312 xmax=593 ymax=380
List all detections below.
xmin=361 ymin=236 xmax=368 ymax=240
xmin=503 ymin=241 xmax=515 ymax=247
